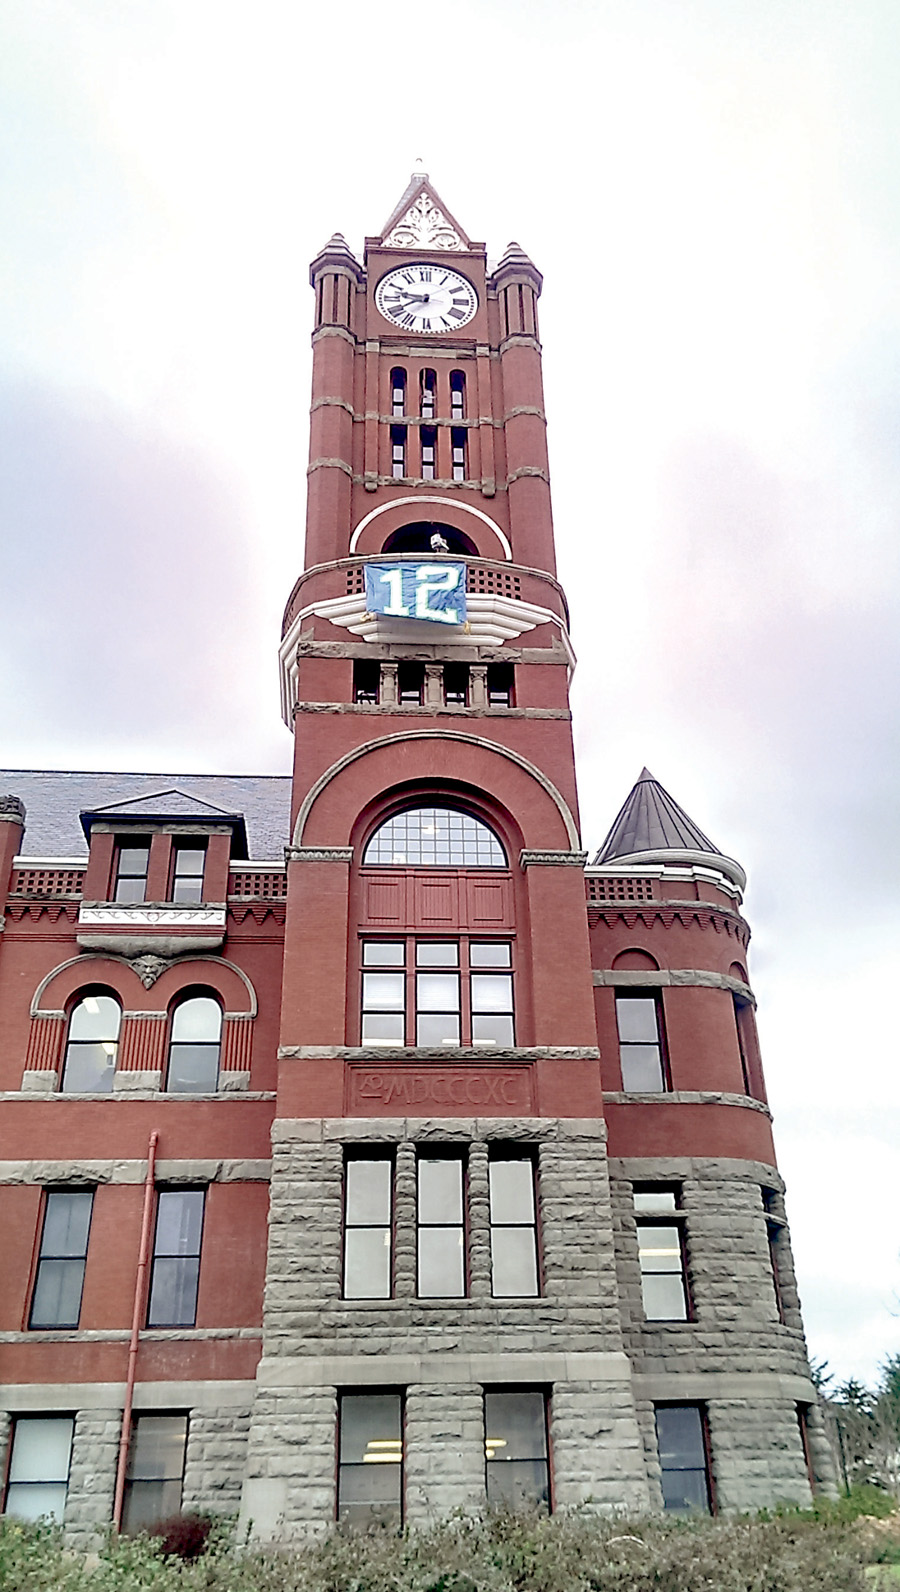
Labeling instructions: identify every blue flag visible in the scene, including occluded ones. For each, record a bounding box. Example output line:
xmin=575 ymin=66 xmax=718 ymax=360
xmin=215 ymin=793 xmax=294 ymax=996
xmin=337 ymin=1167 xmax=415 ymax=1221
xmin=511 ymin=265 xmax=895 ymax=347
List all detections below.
xmin=364 ymin=562 xmax=467 ymax=626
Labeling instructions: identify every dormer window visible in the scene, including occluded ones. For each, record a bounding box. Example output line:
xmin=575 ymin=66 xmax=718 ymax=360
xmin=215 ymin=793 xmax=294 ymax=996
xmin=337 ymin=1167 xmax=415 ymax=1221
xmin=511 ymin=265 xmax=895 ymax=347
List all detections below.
xmin=114 ymin=841 xmax=150 ymax=903
xmin=171 ymin=844 xmax=206 ymax=903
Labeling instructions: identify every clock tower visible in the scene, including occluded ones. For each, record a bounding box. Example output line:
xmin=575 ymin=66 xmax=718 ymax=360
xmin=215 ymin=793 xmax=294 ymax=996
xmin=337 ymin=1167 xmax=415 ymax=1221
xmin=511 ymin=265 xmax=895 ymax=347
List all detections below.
xmin=238 ymin=174 xmax=831 ymax=1532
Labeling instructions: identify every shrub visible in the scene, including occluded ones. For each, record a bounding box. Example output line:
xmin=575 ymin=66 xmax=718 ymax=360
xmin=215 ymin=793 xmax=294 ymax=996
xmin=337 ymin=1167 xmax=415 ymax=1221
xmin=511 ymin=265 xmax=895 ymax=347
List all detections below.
xmin=147 ymin=1511 xmax=213 ymax=1561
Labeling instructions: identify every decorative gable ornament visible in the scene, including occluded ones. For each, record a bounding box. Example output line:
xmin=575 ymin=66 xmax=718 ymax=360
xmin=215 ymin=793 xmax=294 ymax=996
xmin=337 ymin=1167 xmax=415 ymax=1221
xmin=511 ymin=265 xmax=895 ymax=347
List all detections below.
xmin=385 ymin=192 xmax=464 ymax=251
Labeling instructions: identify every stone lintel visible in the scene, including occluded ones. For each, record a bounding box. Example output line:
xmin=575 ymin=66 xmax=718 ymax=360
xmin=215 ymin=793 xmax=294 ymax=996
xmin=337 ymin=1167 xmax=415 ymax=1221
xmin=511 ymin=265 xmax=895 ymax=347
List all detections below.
xmin=0 ymin=1158 xmax=271 ymax=1185
xmin=520 ymin=849 xmax=588 ymax=868
xmin=257 ymin=1350 xmax=632 ymax=1389
xmin=633 ymin=1371 xmax=817 ymax=1402
xmin=603 ymin=1090 xmax=771 ymax=1117
xmin=279 ymin=1045 xmax=600 ymax=1061
xmin=0 ymin=1380 xmax=258 ymax=1410
xmin=594 ymin=968 xmax=754 ymax=1002
xmin=284 ymin=846 xmax=354 ymax=863
xmin=271 ymin=1116 xmax=605 ymax=1144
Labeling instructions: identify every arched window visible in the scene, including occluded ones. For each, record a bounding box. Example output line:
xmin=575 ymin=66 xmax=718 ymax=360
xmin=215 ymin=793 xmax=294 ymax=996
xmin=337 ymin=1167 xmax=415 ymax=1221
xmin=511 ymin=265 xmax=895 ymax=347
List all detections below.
xmin=363 ymin=806 xmax=507 ymax=868
xmin=166 ymin=995 xmax=222 ymax=1093
xmin=61 ymin=993 xmax=121 ymax=1093
xmin=420 ymin=368 xmax=436 ymax=419
xmin=450 ymin=370 xmax=466 ymax=420
xmin=390 ymin=368 xmax=407 ymax=417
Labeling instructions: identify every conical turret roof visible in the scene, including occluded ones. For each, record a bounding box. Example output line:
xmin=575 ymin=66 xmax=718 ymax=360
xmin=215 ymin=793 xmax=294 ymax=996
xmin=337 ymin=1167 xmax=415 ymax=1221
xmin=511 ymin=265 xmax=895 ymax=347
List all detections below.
xmin=593 ymin=770 xmax=745 ymax=890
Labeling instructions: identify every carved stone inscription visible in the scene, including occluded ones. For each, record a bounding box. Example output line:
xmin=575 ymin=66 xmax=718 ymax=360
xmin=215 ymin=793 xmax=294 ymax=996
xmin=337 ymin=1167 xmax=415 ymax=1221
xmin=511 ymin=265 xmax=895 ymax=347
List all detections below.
xmin=348 ymin=1064 xmax=533 ymax=1115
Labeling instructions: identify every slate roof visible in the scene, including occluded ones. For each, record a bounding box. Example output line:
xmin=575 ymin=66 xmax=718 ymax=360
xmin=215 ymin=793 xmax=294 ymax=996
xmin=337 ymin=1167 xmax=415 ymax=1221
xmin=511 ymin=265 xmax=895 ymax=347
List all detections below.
xmin=0 ymin=772 xmax=292 ymax=862
xmin=594 ymin=769 xmax=722 ymax=865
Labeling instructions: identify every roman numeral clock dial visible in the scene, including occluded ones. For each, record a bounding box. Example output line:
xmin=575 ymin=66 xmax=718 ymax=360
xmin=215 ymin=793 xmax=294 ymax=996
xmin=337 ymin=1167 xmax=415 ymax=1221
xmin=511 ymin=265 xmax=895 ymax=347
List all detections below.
xmin=375 ymin=264 xmax=478 ymax=334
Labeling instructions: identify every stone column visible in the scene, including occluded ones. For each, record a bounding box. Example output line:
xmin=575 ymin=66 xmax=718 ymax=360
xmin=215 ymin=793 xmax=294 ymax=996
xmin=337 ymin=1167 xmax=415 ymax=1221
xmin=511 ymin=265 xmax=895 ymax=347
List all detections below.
xmin=467 ymin=1140 xmax=492 ymax=1297
xmin=64 ymin=1407 xmax=122 ymax=1547
xmin=404 ymin=1385 xmax=485 ymax=1522
xmin=182 ymin=1405 xmax=252 ymax=1516
xmin=394 ymin=1140 xmax=417 ymax=1298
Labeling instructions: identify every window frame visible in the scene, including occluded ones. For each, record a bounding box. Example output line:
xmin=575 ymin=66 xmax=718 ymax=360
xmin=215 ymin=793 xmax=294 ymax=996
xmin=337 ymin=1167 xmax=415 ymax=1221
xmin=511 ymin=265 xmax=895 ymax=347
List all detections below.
xmin=343 ymin=1153 xmax=395 ymax=1299
xmin=615 ymin=990 xmax=670 ymax=1091
xmin=113 ymin=838 xmax=151 ymax=903
xmin=450 ymin=369 xmax=466 ymax=420
xmin=488 ymin=1149 xmax=540 ymax=1298
xmin=164 ymin=992 xmax=223 ymax=1094
xmin=420 ymin=426 xmax=437 ymax=480
xmin=486 ymin=662 xmax=514 ymax=707
xmin=170 ymin=842 xmax=206 ymax=904
xmin=146 ymin=1187 xmax=205 ymax=1328
xmin=353 ymin=659 xmax=380 ymax=704
xmin=762 ymin=1187 xmax=787 ymax=1323
xmin=416 ymin=1150 xmax=467 ymax=1298
xmin=390 ymin=424 xmax=407 ymax=478
xmin=484 ymin=1388 xmax=551 ymax=1512
xmin=3 ymin=1415 xmax=74 ymax=1523
xmin=654 ymin=1402 xmax=714 ymax=1514
xmin=60 ymin=990 xmax=121 ymax=1095
xmin=29 ymin=1189 xmax=94 ymax=1330
xmin=633 ymin=1185 xmax=691 ymax=1322
xmin=419 ymin=367 xmax=436 ymax=419
xmin=336 ymin=1390 xmax=404 ymax=1527
xmin=360 ymin=938 xmax=515 ymax=1048
xmin=362 ymin=805 xmax=508 ymax=869
xmin=451 ymin=427 xmax=467 ymax=482
xmin=121 ymin=1412 xmax=188 ymax=1533
xmin=390 ymin=367 xmax=407 ymax=417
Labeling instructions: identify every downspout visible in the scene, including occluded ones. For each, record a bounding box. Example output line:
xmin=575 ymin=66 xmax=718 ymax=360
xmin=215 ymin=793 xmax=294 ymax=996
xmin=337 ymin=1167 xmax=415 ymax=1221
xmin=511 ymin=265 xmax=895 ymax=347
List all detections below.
xmin=113 ymin=1128 xmax=159 ymax=1529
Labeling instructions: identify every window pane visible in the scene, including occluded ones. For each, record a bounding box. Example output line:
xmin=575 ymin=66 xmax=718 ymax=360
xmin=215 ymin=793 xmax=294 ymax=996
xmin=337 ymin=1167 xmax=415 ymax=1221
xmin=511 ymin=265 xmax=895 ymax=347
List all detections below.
xmin=171 ymin=998 xmax=221 ymax=1042
xmin=344 ymin=1228 xmax=391 ymax=1299
xmin=472 ymin=1015 xmax=514 ymax=1046
xmin=363 ymin=943 xmax=405 ymax=966
xmin=634 ymin=1189 xmax=677 ymax=1213
xmin=471 ymin=974 xmax=513 ymax=1012
xmin=616 ymin=998 xmax=659 ymax=1043
xmin=417 ymin=973 xmax=459 ymax=1011
xmin=416 ymin=943 xmax=458 ymax=967
xmin=363 ymin=973 xmax=405 ymax=1010
xmin=620 ymin=1046 xmax=664 ymax=1091
xmin=30 ymin=1259 xmax=86 ymax=1329
xmin=641 ymin=1272 xmax=688 ymax=1321
xmin=417 ymin=1012 xmax=460 ymax=1045
xmin=418 ymin=1227 xmax=465 ymax=1296
xmin=61 ymin=1042 xmax=116 ymax=1093
xmin=68 ymin=996 xmax=120 ymax=1041
xmin=8 ymin=1418 xmax=73 ymax=1482
xmin=174 ymin=848 xmax=205 ymax=877
xmin=115 ymin=877 xmax=147 ymax=903
xmin=661 ymin=1466 xmax=710 ymax=1513
xmin=362 ymin=1012 xmax=405 ymax=1045
xmin=363 ymin=806 xmax=506 ymax=867
xmin=167 ymin=1044 xmax=219 ymax=1093
xmin=42 ymin=1192 xmax=92 ymax=1257
xmin=485 ymin=1391 xmax=548 ymax=1460
xmin=638 ymin=1226 xmax=683 ymax=1273
xmin=122 ymin=1478 xmax=183 ymax=1531
xmin=346 ymin=1160 xmax=392 ymax=1224
xmin=491 ymin=1227 xmax=539 ymax=1297
xmin=340 ymin=1393 xmax=402 ymax=1463
xmin=147 ymin=1256 xmax=200 ymax=1325
xmin=490 ymin=1160 xmax=535 ymax=1224
xmin=128 ymin=1416 xmax=187 ymax=1481
xmin=656 ymin=1405 xmax=706 ymax=1468
xmin=470 ymin=943 xmax=511 ymax=967
xmin=5 ymin=1482 xmax=69 ymax=1522
xmin=155 ymin=1191 xmax=204 ymax=1255
xmin=486 ymin=1459 xmax=549 ymax=1509
xmin=419 ymin=1158 xmax=463 ymax=1223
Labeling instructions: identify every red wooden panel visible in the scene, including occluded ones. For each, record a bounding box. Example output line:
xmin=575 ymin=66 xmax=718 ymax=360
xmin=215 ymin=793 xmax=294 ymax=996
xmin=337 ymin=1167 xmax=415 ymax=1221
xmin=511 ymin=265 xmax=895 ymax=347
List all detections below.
xmin=467 ymin=875 xmax=513 ymax=926
xmin=413 ymin=874 xmax=459 ymax=925
xmin=362 ymin=876 xmax=405 ymax=923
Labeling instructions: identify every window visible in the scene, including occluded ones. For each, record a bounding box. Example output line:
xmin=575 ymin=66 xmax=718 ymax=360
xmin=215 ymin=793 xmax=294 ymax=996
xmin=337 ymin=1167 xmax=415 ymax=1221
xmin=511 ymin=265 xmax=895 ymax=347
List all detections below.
xmin=417 ymin=1154 xmax=465 ymax=1297
xmin=489 ymin=1153 xmax=539 ymax=1297
xmin=337 ymin=1392 xmax=403 ymax=1526
xmin=398 ymin=662 xmax=424 ymax=704
xmin=60 ymin=993 xmax=120 ymax=1093
xmin=361 ymin=940 xmax=515 ymax=1047
xmin=420 ymin=368 xmax=436 ymax=419
xmin=166 ymin=996 xmax=221 ymax=1093
xmin=391 ymin=425 xmax=407 ymax=478
xmin=443 ymin=663 xmax=469 ymax=705
xmin=762 ymin=1188 xmax=786 ymax=1322
xmin=451 ymin=428 xmax=466 ymax=482
xmin=634 ymin=1187 xmax=689 ymax=1321
xmin=615 ymin=993 xmax=667 ymax=1090
xmin=114 ymin=840 xmax=151 ymax=903
xmin=344 ymin=1156 xmax=393 ymax=1298
xmin=122 ymin=1414 xmax=187 ymax=1532
xmin=420 ymin=426 xmax=437 ymax=480
xmin=655 ymin=1404 xmax=712 ymax=1512
xmin=450 ymin=370 xmax=465 ymax=420
xmin=3 ymin=1417 xmax=73 ymax=1522
xmin=353 ymin=659 xmax=380 ymax=704
xmin=484 ymin=1391 xmax=550 ymax=1509
xmin=390 ymin=368 xmax=406 ymax=417
xmin=797 ymin=1404 xmax=816 ymax=1492
xmin=733 ymin=995 xmax=756 ymax=1094
xmin=363 ymin=806 xmax=507 ymax=867
xmin=486 ymin=663 xmax=514 ymax=707
xmin=147 ymin=1190 xmax=204 ymax=1327
xmin=170 ymin=844 xmax=205 ymax=903
xmin=29 ymin=1191 xmax=93 ymax=1329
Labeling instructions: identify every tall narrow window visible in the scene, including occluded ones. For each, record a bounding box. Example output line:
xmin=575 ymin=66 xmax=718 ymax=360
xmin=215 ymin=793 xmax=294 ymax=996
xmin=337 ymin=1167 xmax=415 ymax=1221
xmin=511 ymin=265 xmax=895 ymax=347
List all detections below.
xmin=338 ymin=1392 xmax=403 ymax=1525
xmin=417 ymin=1154 xmax=465 ymax=1297
xmin=420 ymin=426 xmax=437 ymax=480
xmin=655 ymin=1404 xmax=712 ymax=1513
xmin=471 ymin=942 xmax=514 ymax=1045
xmin=353 ymin=659 xmax=380 ymax=704
xmin=29 ymin=1191 xmax=93 ymax=1329
xmin=486 ymin=663 xmax=514 ymax=707
xmin=344 ymin=1156 xmax=393 ymax=1298
xmin=391 ymin=425 xmax=407 ymax=478
xmin=147 ymin=1189 xmax=204 ymax=1327
xmin=60 ymin=993 xmax=120 ymax=1093
xmin=615 ymin=993 xmax=667 ymax=1090
xmin=3 ymin=1417 xmax=73 ymax=1522
xmin=114 ymin=840 xmax=150 ymax=903
xmin=122 ymin=1414 xmax=188 ymax=1532
xmin=390 ymin=368 xmax=406 ymax=417
xmin=170 ymin=844 xmax=206 ymax=903
xmin=634 ymin=1187 xmax=689 ymax=1321
xmin=450 ymin=370 xmax=466 ymax=420
xmin=762 ymin=1187 xmax=786 ymax=1322
xmin=166 ymin=996 xmax=221 ymax=1093
xmin=419 ymin=368 xmax=436 ymax=418
xmin=484 ymin=1391 xmax=550 ymax=1509
xmin=361 ymin=941 xmax=406 ymax=1046
xmin=489 ymin=1153 xmax=539 ymax=1296
xmin=416 ymin=942 xmax=460 ymax=1045
xmin=398 ymin=662 xmax=424 ymax=704
xmin=443 ymin=663 xmax=469 ymax=706
xmin=451 ymin=428 xmax=467 ymax=481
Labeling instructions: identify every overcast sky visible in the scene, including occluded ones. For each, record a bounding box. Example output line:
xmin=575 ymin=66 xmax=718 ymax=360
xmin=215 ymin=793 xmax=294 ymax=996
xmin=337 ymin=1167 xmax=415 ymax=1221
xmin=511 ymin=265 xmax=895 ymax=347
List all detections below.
xmin=1 ymin=0 xmax=898 ymax=1388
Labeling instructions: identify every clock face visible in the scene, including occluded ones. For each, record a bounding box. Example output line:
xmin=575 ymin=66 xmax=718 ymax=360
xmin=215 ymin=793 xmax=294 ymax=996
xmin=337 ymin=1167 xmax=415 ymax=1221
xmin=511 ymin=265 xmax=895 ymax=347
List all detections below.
xmin=375 ymin=263 xmax=478 ymax=334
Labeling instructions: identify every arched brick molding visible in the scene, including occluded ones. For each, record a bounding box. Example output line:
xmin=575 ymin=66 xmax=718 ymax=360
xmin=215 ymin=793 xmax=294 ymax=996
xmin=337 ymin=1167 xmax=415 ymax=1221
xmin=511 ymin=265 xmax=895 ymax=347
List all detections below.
xmin=349 ymin=496 xmax=512 ymax=561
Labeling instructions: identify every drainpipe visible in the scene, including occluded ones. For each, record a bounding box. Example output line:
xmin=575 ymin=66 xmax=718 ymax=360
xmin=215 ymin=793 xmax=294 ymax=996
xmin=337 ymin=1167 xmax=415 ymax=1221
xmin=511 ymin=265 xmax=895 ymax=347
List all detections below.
xmin=113 ymin=1129 xmax=159 ymax=1529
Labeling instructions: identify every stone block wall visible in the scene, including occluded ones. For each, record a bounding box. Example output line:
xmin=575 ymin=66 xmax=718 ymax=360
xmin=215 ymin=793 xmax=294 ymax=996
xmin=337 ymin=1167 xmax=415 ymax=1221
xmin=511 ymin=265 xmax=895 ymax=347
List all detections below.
xmin=64 ymin=1408 xmax=121 ymax=1548
xmin=183 ymin=1405 xmax=252 ymax=1516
